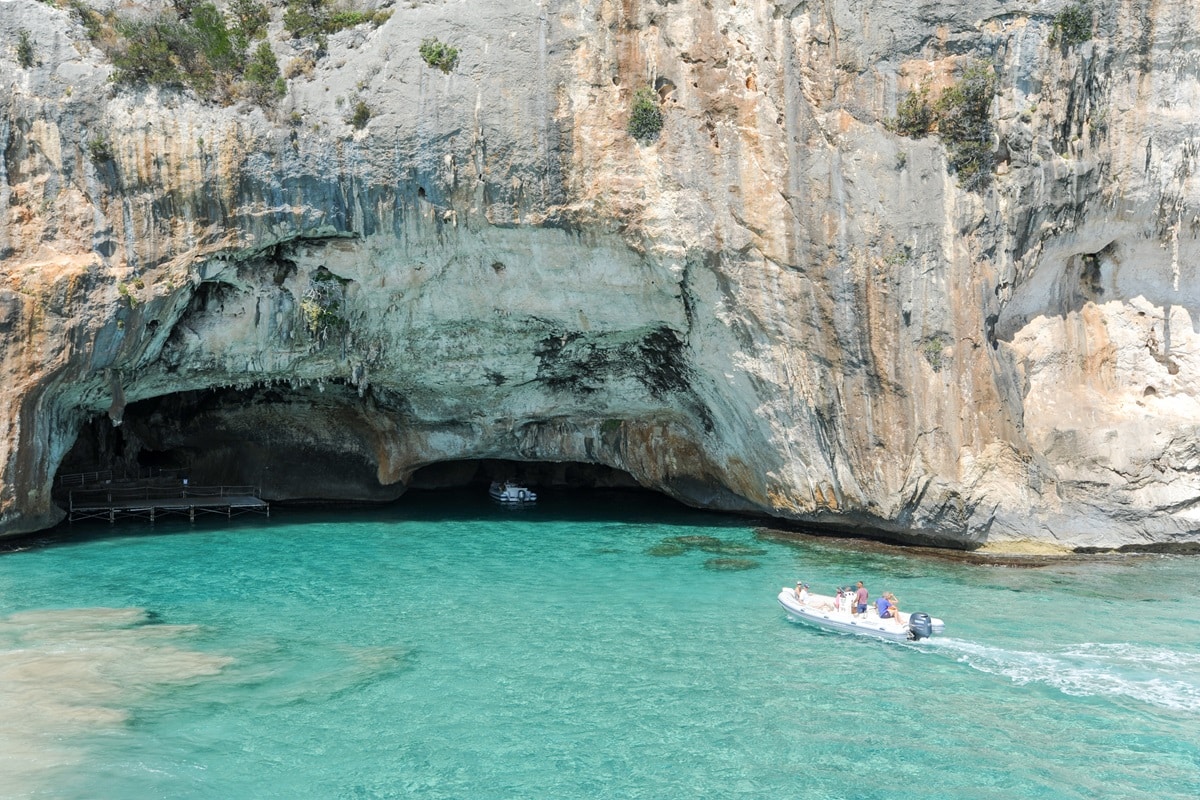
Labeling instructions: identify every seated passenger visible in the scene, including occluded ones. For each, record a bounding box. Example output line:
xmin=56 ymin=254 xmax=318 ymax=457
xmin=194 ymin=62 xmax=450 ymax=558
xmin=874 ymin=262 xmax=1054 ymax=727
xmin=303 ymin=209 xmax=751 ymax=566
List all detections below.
xmin=875 ymin=595 xmax=893 ymax=619
xmin=794 ymin=582 xmax=810 ymax=603
xmin=885 ymin=593 xmax=902 ymax=623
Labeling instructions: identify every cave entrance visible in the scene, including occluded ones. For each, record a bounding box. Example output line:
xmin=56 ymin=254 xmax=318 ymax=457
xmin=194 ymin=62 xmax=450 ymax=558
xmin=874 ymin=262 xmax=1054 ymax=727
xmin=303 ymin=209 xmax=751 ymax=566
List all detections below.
xmin=406 ymin=459 xmax=643 ymax=492
xmin=52 ymin=383 xmax=650 ymax=510
xmin=52 ymin=382 xmax=398 ymax=504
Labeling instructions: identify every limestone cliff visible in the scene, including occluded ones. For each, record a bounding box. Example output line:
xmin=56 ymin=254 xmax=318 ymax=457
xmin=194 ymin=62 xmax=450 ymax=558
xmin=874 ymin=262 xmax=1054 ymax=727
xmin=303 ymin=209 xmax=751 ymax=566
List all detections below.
xmin=1 ymin=0 xmax=1198 ymax=550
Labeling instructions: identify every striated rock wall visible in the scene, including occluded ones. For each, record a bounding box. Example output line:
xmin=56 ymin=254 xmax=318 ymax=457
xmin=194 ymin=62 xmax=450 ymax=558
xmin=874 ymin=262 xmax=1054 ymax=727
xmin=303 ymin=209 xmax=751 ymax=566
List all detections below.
xmin=1 ymin=0 xmax=1199 ymax=549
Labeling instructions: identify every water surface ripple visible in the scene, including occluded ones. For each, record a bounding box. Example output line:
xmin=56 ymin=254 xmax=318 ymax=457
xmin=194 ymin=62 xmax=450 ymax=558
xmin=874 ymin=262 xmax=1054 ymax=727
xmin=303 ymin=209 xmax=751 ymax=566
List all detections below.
xmin=1 ymin=490 xmax=1197 ymax=799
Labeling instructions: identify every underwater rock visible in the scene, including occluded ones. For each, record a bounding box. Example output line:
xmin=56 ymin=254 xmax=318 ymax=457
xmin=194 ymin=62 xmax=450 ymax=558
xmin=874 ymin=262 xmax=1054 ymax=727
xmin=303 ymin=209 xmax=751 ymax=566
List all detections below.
xmin=696 ymin=542 xmax=768 ymax=556
xmin=667 ymin=535 xmax=725 ymax=548
xmin=702 ymin=557 xmax=761 ymax=571
xmin=646 ymin=542 xmax=690 ymax=557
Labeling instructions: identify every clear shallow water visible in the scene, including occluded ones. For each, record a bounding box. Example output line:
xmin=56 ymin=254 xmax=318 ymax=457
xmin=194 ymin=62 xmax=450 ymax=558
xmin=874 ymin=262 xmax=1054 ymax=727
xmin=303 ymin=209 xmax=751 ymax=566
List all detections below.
xmin=1 ymin=490 xmax=1198 ymax=799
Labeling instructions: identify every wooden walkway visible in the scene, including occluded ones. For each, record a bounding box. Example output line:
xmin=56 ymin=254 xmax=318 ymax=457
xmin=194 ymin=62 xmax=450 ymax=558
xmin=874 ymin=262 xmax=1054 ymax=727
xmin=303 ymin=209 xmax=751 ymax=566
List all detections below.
xmin=67 ymin=483 xmax=269 ymax=523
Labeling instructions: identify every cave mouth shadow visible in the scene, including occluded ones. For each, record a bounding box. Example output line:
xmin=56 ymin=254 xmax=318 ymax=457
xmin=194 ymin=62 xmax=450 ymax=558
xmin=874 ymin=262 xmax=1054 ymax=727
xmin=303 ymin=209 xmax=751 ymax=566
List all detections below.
xmin=47 ymin=381 xmax=752 ymax=534
xmin=49 ymin=397 xmax=727 ymax=527
xmin=406 ymin=458 xmax=644 ymax=492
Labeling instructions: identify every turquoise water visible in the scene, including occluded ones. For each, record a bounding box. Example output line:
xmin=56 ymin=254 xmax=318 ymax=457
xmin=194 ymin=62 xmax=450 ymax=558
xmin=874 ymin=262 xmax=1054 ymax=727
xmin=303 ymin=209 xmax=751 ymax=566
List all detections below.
xmin=1 ymin=489 xmax=1198 ymax=799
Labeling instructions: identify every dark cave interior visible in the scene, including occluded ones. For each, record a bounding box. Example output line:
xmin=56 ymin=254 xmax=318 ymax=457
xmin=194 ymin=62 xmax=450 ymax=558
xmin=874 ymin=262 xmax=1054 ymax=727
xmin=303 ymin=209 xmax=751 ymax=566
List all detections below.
xmin=52 ymin=386 xmax=645 ymax=508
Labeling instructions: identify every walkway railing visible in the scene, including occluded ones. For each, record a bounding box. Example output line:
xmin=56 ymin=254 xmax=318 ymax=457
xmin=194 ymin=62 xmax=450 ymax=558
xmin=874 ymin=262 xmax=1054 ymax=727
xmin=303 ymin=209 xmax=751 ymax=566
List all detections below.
xmin=70 ymin=484 xmax=261 ymax=507
xmin=67 ymin=484 xmax=268 ymax=523
xmin=57 ymin=467 xmax=187 ymax=488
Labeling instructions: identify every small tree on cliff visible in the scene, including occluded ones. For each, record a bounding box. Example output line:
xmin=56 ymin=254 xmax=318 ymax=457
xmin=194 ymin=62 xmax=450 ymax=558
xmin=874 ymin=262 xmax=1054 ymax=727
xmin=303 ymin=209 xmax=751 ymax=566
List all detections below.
xmin=890 ymin=84 xmax=933 ymax=137
xmin=934 ymin=63 xmax=998 ymax=191
xmin=243 ymin=41 xmax=286 ymax=104
xmin=16 ymin=29 xmax=35 ymax=68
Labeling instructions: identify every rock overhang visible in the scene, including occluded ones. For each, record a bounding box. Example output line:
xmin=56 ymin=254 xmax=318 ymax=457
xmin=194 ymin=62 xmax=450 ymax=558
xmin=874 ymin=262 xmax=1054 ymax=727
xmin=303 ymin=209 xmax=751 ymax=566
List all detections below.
xmin=3 ymin=1 xmax=1200 ymax=551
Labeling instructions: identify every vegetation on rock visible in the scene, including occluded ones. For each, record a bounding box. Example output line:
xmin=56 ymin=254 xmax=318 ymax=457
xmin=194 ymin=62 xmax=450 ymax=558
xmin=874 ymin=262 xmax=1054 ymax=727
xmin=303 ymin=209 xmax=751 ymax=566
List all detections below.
xmin=244 ymin=41 xmax=286 ymax=104
xmin=284 ymin=0 xmax=390 ymax=42
xmin=228 ymin=0 xmax=271 ymax=52
xmin=627 ymin=87 xmax=664 ymax=143
xmin=76 ymin=0 xmax=283 ymax=107
xmin=935 ymin=63 xmax=998 ymax=190
xmin=347 ymin=100 xmax=371 ymax=129
xmin=87 ymin=135 xmax=113 ymax=163
xmin=922 ymin=333 xmax=951 ymax=372
xmin=418 ymin=37 xmax=459 ymax=73
xmin=16 ymin=29 xmax=34 ymax=68
xmin=890 ymin=63 xmax=997 ymax=190
xmin=1050 ymin=2 xmax=1093 ymax=46
xmin=890 ymin=85 xmax=933 ymax=138
xmin=300 ymin=269 xmax=349 ymax=342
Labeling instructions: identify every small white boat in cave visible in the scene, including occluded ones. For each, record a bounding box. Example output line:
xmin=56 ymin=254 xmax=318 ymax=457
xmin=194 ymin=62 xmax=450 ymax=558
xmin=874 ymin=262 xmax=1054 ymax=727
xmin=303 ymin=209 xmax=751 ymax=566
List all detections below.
xmin=777 ymin=587 xmax=945 ymax=642
xmin=489 ymin=481 xmax=537 ymax=504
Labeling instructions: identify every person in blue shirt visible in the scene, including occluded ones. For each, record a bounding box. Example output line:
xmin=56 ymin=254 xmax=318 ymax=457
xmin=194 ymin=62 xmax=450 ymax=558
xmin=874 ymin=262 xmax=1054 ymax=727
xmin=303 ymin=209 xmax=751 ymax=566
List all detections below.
xmin=876 ymin=593 xmax=900 ymax=619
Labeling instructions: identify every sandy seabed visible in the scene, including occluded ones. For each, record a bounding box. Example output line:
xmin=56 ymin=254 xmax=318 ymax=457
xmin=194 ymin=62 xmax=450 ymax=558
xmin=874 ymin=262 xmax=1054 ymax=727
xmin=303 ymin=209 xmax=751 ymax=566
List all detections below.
xmin=0 ymin=607 xmax=230 ymax=794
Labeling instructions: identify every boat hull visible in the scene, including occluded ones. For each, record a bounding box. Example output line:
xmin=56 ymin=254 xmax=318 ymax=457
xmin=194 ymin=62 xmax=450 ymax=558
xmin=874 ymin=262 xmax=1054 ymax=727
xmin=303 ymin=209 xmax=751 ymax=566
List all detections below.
xmin=777 ymin=589 xmax=944 ymax=641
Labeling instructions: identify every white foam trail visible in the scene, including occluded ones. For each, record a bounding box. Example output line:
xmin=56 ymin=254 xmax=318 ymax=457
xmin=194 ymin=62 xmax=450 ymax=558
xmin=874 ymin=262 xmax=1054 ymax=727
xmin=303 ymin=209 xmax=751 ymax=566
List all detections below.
xmin=1059 ymin=642 xmax=1200 ymax=669
xmin=924 ymin=638 xmax=1200 ymax=714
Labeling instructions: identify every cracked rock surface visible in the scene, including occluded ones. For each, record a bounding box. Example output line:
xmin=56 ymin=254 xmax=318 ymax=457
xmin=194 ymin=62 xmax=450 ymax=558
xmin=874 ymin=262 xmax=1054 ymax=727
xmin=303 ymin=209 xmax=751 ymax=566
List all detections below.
xmin=1 ymin=0 xmax=1199 ymax=550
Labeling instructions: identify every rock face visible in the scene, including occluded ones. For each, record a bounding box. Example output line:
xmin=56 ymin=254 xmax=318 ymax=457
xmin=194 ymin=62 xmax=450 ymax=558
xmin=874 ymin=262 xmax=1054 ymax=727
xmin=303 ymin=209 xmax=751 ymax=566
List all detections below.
xmin=1 ymin=0 xmax=1199 ymax=549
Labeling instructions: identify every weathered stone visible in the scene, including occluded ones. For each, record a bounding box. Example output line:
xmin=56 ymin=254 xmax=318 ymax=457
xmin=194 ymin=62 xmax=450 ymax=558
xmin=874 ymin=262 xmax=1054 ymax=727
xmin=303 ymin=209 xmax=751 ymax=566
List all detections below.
xmin=0 ymin=1 xmax=1198 ymax=550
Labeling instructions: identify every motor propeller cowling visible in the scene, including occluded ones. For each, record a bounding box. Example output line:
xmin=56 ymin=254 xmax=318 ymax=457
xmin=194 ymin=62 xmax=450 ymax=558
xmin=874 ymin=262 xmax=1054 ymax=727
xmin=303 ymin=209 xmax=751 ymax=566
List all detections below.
xmin=908 ymin=612 xmax=933 ymax=640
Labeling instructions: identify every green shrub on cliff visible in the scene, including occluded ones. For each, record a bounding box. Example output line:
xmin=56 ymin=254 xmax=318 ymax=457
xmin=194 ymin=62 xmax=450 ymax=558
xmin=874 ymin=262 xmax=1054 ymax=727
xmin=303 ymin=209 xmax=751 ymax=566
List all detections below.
xmin=16 ymin=29 xmax=34 ymax=68
xmin=283 ymin=0 xmax=326 ymax=39
xmin=1050 ymin=3 xmax=1093 ymax=46
xmin=628 ymin=87 xmax=664 ymax=143
xmin=228 ymin=0 xmax=270 ymax=52
xmin=300 ymin=269 xmax=348 ymax=341
xmin=284 ymin=0 xmax=390 ymax=40
xmin=934 ymin=63 xmax=997 ymax=190
xmin=109 ymin=17 xmax=189 ymax=87
xmin=68 ymin=0 xmax=110 ymax=43
xmin=347 ymin=100 xmax=371 ymax=129
xmin=890 ymin=63 xmax=997 ymax=191
xmin=419 ymin=37 xmax=459 ymax=73
xmin=890 ymin=85 xmax=933 ymax=137
xmin=93 ymin=2 xmax=288 ymax=108
xmin=109 ymin=5 xmax=242 ymax=96
xmin=190 ymin=1 xmax=241 ymax=92
xmin=87 ymin=135 xmax=113 ymax=164
xmin=244 ymin=41 xmax=286 ymax=104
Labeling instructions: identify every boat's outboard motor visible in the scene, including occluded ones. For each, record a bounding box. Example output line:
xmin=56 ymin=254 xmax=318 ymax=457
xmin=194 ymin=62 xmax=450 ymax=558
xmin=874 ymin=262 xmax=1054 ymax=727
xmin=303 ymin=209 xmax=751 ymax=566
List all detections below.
xmin=908 ymin=612 xmax=933 ymax=640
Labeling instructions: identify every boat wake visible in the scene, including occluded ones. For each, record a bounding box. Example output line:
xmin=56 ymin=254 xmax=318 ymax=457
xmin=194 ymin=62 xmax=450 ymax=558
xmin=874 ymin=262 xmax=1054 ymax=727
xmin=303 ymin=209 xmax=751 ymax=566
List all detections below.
xmin=922 ymin=638 xmax=1200 ymax=714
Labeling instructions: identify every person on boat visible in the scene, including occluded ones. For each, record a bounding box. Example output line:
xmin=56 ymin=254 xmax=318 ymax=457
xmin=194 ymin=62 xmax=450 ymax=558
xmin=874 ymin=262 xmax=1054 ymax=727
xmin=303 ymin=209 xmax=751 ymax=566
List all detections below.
xmin=884 ymin=593 xmax=902 ymax=624
xmin=836 ymin=586 xmax=852 ymax=613
xmin=875 ymin=594 xmax=892 ymax=618
xmin=854 ymin=581 xmax=868 ymax=615
xmin=795 ymin=582 xmax=809 ymax=603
